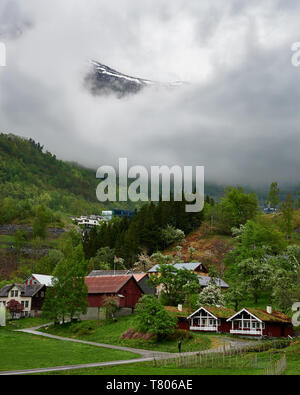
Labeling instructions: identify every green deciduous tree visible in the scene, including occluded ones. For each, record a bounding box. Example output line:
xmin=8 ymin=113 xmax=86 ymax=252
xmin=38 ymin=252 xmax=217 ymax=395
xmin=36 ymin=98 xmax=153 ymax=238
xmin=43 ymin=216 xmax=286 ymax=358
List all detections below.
xmin=103 ymin=296 xmax=120 ymax=319
xmin=32 ymin=205 xmax=52 ymax=239
xmin=271 ymin=268 xmax=300 ymax=313
xmin=208 ymin=187 xmax=259 ymax=234
xmin=236 ymin=258 xmax=273 ymax=304
xmin=224 ymin=283 xmax=244 ymax=311
xmin=161 ymin=225 xmax=185 ymax=248
xmin=280 ymin=193 xmax=294 ymax=239
xmin=42 ymin=244 xmax=88 ymax=323
xmin=135 ymin=295 xmax=177 ymax=340
xmin=149 ymin=263 xmax=200 ymax=306
xmin=198 ymin=283 xmax=225 ymax=307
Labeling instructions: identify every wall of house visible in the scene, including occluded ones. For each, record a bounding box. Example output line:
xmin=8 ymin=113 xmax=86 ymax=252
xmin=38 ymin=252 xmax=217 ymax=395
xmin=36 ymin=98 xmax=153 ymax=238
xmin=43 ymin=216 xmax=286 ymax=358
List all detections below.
xmin=119 ymin=278 xmax=143 ymax=308
xmin=264 ymin=322 xmax=294 ymax=338
xmin=177 ymin=318 xmax=189 ymax=330
xmin=80 ymin=306 xmax=133 ymax=321
xmin=218 ymin=320 xmax=232 ymax=333
xmin=138 ymin=276 xmax=156 ymax=295
xmin=0 ymin=286 xmax=31 ymax=317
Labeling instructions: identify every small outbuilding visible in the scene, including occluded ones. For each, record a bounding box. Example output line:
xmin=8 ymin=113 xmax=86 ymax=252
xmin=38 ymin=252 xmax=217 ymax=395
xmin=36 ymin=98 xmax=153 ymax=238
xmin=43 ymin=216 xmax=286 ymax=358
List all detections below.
xmin=85 ymin=275 xmax=143 ymax=309
xmin=88 ymin=270 xmax=156 ymax=295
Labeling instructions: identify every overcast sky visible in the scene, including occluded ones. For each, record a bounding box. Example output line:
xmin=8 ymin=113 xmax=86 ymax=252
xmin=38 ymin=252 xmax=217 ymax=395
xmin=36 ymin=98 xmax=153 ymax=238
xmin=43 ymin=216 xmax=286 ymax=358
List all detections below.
xmin=0 ymin=0 xmax=300 ymax=187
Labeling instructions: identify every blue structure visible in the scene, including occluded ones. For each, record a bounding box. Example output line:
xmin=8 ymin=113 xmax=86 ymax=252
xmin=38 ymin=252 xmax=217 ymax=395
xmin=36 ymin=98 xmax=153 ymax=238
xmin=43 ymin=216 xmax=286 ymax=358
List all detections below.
xmin=112 ymin=209 xmax=134 ymax=218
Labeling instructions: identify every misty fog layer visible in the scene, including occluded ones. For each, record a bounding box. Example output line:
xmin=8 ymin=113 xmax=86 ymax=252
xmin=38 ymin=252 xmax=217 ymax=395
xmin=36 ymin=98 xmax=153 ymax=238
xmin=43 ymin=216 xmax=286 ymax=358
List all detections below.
xmin=0 ymin=0 xmax=300 ymax=186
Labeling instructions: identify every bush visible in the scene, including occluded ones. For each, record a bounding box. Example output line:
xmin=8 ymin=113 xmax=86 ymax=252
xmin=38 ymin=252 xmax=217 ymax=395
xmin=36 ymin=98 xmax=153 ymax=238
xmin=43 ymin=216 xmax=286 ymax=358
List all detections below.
xmin=244 ymin=339 xmax=291 ymax=353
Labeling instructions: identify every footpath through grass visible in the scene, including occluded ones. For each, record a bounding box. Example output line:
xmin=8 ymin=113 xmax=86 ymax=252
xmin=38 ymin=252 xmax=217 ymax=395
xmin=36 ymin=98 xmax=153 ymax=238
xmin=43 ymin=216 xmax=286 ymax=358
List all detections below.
xmin=41 ymin=315 xmax=214 ymax=353
xmin=0 ymin=323 xmax=139 ymax=372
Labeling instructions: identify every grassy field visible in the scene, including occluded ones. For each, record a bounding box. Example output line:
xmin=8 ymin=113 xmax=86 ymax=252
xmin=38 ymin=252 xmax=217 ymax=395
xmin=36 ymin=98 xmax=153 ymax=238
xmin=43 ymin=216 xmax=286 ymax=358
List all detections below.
xmin=38 ymin=340 xmax=300 ymax=375
xmin=6 ymin=316 xmax=50 ymax=330
xmin=0 ymin=327 xmax=139 ymax=372
xmin=41 ymin=315 xmax=218 ymax=353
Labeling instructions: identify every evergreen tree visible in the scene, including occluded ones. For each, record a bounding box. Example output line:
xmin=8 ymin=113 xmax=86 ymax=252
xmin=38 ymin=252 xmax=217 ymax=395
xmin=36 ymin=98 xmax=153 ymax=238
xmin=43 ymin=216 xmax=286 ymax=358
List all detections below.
xmin=267 ymin=182 xmax=280 ymax=208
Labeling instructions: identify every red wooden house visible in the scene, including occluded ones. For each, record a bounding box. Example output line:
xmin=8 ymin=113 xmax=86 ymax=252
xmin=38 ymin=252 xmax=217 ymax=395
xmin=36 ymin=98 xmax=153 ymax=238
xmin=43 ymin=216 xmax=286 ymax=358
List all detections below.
xmin=226 ymin=307 xmax=294 ymax=338
xmin=166 ymin=305 xmax=294 ymax=338
xmin=187 ymin=306 xmax=235 ymax=333
xmin=85 ymin=275 xmax=143 ymax=309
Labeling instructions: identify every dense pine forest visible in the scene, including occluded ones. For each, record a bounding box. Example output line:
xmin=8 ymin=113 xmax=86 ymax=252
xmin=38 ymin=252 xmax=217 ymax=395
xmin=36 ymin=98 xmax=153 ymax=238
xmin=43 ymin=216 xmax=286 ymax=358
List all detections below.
xmin=83 ymin=200 xmax=204 ymax=265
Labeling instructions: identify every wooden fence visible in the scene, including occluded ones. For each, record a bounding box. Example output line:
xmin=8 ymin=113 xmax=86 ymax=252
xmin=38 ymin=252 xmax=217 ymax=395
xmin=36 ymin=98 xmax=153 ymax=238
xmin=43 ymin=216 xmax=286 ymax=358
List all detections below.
xmin=152 ymin=340 xmax=290 ymax=374
xmin=264 ymin=352 xmax=287 ymax=375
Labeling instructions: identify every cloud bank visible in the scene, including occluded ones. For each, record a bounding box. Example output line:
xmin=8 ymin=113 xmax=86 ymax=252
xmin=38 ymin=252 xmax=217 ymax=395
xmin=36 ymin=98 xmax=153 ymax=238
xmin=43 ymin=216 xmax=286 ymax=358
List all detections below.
xmin=0 ymin=0 xmax=300 ymax=187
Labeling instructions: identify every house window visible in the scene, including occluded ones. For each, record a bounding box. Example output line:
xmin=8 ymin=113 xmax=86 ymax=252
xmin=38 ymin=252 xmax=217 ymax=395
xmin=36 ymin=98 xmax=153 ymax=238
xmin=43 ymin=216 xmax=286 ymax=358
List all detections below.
xmin=15 ymin=291 xmax=18 ymax=297
xmin=21 ymin=301 xmax=24 ymax=306
xmin=239 ymin=321 xmax=251 ymax=329
xmin=25 ymin=301 xmax=29 ymax=308
xmin=10 ymin=291 xmax=14 ymax=297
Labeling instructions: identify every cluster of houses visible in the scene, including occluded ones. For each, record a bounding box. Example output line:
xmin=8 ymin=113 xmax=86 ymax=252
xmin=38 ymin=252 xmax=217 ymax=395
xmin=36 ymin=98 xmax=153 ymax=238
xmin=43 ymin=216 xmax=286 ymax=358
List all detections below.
xmin=0 ymin=262 xmax=294 ymax=337
xmin=166 ymin=305 xmax=294 ymax=338
xmin=72 ymin=209 xmax=135 ymax=229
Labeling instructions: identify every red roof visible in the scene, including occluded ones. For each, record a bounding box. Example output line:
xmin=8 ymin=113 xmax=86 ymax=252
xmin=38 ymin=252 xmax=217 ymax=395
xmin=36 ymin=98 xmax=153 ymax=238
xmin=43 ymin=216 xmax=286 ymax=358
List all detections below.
xmin=85 ymin=275 xmax=132 ymax=294
xmin=133 ymin=273 xmax=148 ymax=282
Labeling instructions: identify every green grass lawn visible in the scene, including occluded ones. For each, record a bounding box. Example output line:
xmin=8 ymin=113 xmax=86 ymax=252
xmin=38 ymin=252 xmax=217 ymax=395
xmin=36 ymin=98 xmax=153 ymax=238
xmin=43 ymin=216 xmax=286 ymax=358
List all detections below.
xmin=6 ymin=317 xmax=50 ymax=330
xmin=37 ymin=362 xmax=265 ymax=375
xmin=41 ymin=315 xmax=215 ymax=353
xmin=38 ymin=340 xmax=300 ymax=376
xmin=0 ymin=328 xmax=139 ymax=372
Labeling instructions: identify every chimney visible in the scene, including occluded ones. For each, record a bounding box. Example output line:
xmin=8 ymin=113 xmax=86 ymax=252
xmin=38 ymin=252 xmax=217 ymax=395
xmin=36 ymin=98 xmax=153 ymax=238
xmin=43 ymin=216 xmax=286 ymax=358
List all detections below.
xmin=178 ymin=304 xmax=182 ymax=312
xmin=266 ymin=306 xmax=272 ymax=314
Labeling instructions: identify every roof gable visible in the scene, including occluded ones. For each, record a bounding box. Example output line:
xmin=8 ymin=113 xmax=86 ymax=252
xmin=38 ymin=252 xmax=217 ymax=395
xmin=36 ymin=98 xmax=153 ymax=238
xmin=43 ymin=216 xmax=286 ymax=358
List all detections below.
xmin=188 ymin=306 xmax=235 ymax=320
xmin=227 ymin=308 xmax=291 ymax=323
xmin=31 ymin=274 xmax=54 ymax=286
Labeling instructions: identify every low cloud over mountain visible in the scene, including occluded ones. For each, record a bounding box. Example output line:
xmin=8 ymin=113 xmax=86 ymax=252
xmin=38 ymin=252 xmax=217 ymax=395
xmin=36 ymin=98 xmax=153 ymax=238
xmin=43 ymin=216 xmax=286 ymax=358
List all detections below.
xmin=1 ymin=0 xmax=300 ymax=187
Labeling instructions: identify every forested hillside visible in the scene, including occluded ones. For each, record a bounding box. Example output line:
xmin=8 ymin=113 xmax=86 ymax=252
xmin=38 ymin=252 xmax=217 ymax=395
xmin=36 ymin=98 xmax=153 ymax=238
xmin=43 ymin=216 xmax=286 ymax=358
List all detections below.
xmin=0 ymin=133 xmax=135 ymax=223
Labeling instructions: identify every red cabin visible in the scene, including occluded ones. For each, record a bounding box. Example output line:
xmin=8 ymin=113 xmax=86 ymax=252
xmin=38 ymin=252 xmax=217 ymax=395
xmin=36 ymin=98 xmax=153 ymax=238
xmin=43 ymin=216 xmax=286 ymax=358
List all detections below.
xmin=85 ymin=275 xmax=143 ymax=309
xmin=227 ymin=307 xmax=294 ymax=338
xmin=187 ymin=306 xmax=235 ymax=333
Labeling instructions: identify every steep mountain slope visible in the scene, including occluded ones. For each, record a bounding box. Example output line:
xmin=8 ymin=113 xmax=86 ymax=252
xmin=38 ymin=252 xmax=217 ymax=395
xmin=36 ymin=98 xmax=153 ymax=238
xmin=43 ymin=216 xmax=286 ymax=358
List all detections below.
xmin=85 ymin=60 xmax=185 ymax=97
xmin=0 ymin=133 xmax=135 ymax=219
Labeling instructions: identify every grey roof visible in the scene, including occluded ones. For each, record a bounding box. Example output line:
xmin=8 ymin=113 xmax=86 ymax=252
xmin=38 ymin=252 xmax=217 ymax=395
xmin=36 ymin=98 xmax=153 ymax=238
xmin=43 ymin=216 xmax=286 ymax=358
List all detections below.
xmin=88 ymin=270 xmax=133 ymax=277
xmin=148 ymin=262 xmax=204 ymax=273
xmin=0 ymin=283 xmax=45 ymax=297
xmin=198 ymin=275 xmax=229 ymax=288
xmin=0 ymin=284 xmax=13 ymax=297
